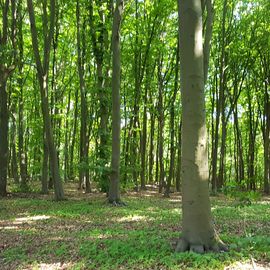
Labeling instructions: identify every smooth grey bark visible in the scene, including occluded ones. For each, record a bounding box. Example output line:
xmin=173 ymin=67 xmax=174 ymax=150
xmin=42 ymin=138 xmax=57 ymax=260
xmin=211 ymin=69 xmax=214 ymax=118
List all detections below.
xmin=108 ymin=0 xmax=124 ymax=204
xmin=27 ymin=0 xmax=64 ymax=200
xmin=176 ymin=0 xmax=225 ymax=253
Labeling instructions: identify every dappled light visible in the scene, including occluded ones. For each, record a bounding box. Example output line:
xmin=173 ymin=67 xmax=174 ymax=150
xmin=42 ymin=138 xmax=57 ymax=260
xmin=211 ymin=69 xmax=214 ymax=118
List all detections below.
xmin=1 ymin=188 xmax=269 ymax=269
xmin=1 ymin=0 xmax=270 ymax=268
xmin=0 ymin=215 xmax=51 ymax=230
xmin=15 ymin=215 xmax=51 ymax=223
xmin=117 ymin=214 xmax=152 ymax=222
xmin=23 ymin=262 xmax=74 ymax=270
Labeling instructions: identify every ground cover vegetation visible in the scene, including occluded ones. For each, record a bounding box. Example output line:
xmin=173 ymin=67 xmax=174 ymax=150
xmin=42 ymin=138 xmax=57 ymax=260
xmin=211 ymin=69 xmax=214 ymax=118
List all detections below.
xmin=1 ymin=0 xmax=270 ymax=268
xmin=0 ymin=187 xmax=270 ymax=269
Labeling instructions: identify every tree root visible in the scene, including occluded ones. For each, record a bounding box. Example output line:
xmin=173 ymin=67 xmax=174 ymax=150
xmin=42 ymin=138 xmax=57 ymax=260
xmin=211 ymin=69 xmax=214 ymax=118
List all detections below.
xmin=175 ymin=238 xmax=228 ymax=253
xmin=108 ymin=200 xmax=127 ymax=207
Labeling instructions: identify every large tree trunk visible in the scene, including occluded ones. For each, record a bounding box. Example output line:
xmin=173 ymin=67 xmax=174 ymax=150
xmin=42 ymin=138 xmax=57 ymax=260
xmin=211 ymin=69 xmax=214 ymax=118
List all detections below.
xmin=176 ymin=0 xmax=225 ymax=253
xmin=109 ymin=0 xmax=124 ymax=204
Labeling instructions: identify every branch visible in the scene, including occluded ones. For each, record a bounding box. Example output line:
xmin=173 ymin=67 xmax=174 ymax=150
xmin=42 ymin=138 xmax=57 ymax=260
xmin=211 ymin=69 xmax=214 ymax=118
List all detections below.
xmin=27 ymin=0 xmax=44 ymax=76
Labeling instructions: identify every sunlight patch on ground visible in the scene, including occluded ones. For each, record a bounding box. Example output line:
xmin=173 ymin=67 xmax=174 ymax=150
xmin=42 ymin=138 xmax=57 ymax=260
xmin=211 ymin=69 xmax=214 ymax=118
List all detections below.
xmin=170 ymin=208 xmax=180 ymax=214
xmin=118 ymin=214 xmax=152 ymax=222
xmin=0 ymin=225 xmax=20 ymax=230
xmin=0 ymin=215 xmax=51 ymax=230
xmin=168 ymin=198 xmax=181 ymax=203
xmin=15 ymin=215 xmax=51 ymax=223
xmin=225 ymin=259 xmax=270 ymax=270
xmin=24 ymin=262 xmax=73 ymax=270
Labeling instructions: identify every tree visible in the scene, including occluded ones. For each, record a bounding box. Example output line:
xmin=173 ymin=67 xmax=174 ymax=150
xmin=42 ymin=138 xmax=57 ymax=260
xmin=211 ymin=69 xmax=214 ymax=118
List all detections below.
xmin=108 ymin=0 xmax=124 ymax=204
xmin=76 ymin=0 xmax=91 ymax=193
xmin=176 ymin=0 xmax=226 ymax=252
xmin=27 ymin=0 xmax=64 ymax=200
xmin=0 ymin=0 xmax=17 ymax=197
xmin=89 ymin=0 xmax=112 ymax=192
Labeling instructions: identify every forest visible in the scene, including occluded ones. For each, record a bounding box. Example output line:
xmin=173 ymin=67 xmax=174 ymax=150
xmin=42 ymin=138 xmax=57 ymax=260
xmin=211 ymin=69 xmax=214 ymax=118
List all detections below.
xmin=0 ymin=0 xmax=270 ymax=269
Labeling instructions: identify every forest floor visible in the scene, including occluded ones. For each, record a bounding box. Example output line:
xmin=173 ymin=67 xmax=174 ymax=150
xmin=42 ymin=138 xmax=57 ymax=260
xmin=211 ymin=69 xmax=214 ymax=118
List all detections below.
xmin=0 ymin=183 xmax=269 ymax=270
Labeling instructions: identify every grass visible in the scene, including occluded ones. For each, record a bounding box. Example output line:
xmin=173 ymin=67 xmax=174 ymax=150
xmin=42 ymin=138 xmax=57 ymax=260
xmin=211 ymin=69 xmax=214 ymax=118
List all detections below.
xmin=0 ymin=185 xmax=269 ymax=269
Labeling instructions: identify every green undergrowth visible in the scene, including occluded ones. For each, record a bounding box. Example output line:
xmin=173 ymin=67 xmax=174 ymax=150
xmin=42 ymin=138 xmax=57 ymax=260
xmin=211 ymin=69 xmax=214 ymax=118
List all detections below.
xmin=0 ymin=191 xmax=269 ymax=270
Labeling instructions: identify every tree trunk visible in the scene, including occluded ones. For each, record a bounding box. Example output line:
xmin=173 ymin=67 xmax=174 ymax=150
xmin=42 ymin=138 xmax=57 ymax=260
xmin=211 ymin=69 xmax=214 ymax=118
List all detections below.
xmin=76 ymin=0 xmax=90 ymax=192
xmin=165 ymin=44 xmax=179 ymax=197
xmin=176 ymin=0 xmax=225 ymax=253
xmin=175 ymin=119 xmax=182 ymax=192
xmin=148 ymin=107 xmax=155 ymax=185
xmin=0 ymin=0 xmax=17 ymax=196
xmin=27 ymin=0 xmax=64 ymax=200
xmin=10 ymin=112 xmax=19 ymax=184
xmin=140 ymin=83 xmax=148 ymax=190
xmin=158 ymin=65 xmax=164 ymax=194
xmin=17 ymin=2 xmax=28 ymax=186
xmin=109 ymin=0 xmax=123 ymax=204
xmin=0 ymin=80 xmax=9 ymax=197
xmin=69 ymin=87 xmax=79 ymax=179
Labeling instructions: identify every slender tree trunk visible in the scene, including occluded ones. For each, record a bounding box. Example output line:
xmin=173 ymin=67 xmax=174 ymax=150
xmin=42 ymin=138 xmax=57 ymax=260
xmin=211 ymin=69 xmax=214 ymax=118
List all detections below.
xmin=17 ymin=2 xmax=28 ymax=186
xmin=69 ymin=87 xmax=79 ymax=179
xmin=165 ymin=44 xmax=179 ymax=197
xmin=64 ymin=88 xmax=71 ymax=181
xmin=76 ymin=0 xmax=90 ymax=192
xmin=89 ymin=0 xmax=110 ymax=192
xmin=41 ymin=135 xmax=49 ymax=194
xmin=0 ymin=0 xmax=17 ymax=197
xmin=140 ymin=83 xmax=148 ymax=190
xmin=148 ymin=108 xmax=155 ymax=185
xmin=10 ymin=111 xmax=19 ymax=184
xmin=109 ymin=0 xmax=124 ymax=204
xmin=234 ymin=107 xmax=245 ymax=184
xmin=0 ymin=80 xmax=9 ymax=197
xmin=27 ymin=0 xmax=64 ymax=200
xmin=158 ymin=65 xmax=164 ymax=194
xmin=211 ymin=0 xmax=227 ymax=194
xmin=263 ymin=91 xmax=270 ymax=194
xmin=175 ymin=119 xmax=182 ymax=192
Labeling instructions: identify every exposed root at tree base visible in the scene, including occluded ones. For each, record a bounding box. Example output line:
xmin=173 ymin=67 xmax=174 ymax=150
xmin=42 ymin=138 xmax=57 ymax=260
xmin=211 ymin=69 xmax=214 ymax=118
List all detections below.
xmin=108 ymin=200 xmax=127 ymax=207
xmin=175 ymin=238 xmax=228 ymax=254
